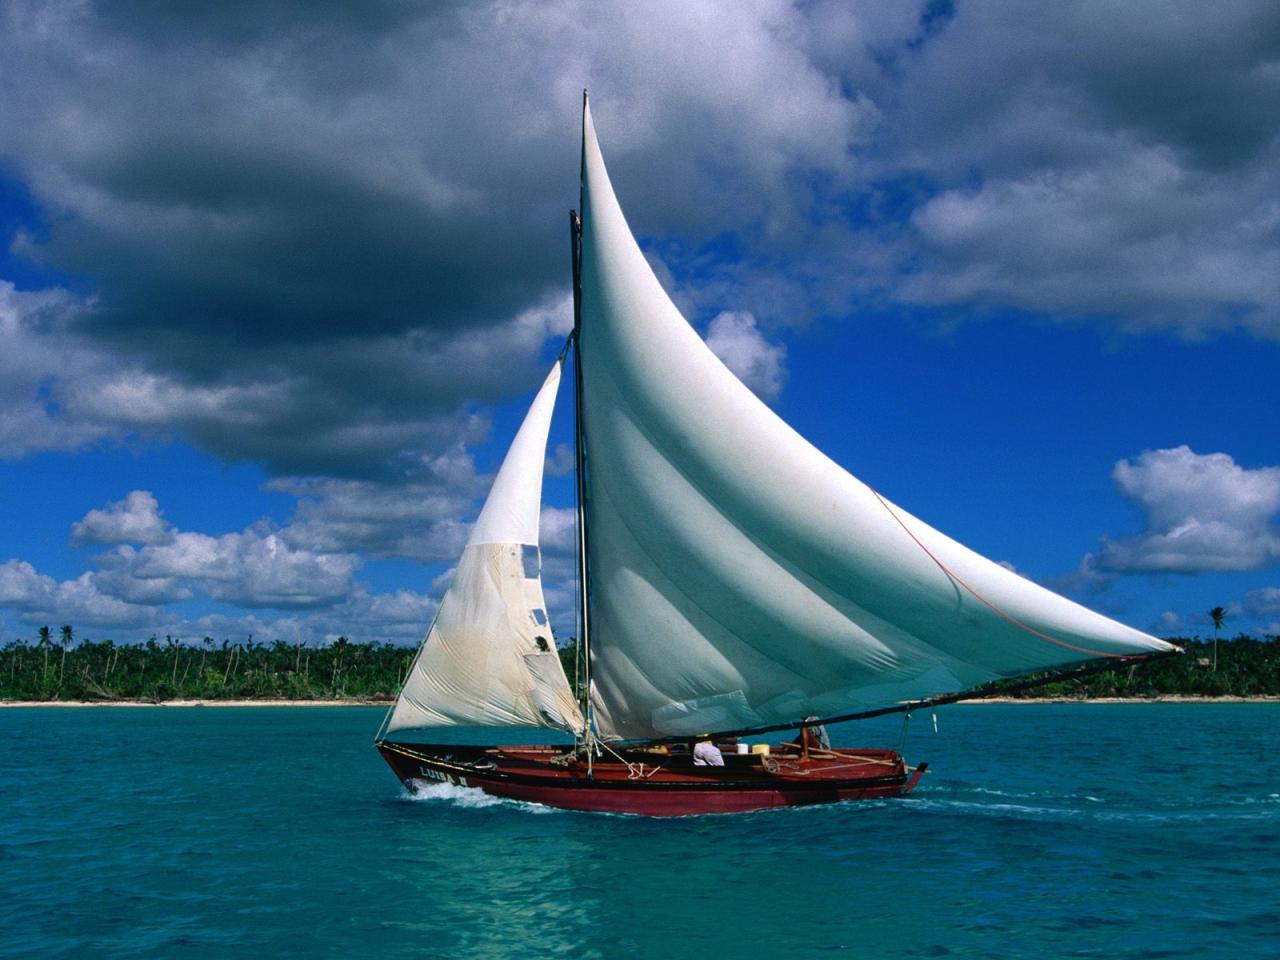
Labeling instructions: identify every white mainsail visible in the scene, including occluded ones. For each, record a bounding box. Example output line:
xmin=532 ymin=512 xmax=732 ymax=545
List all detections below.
xmin=386 ymin=363 xmax=583 ymax=734
xmin=576 ymin=101 xmax=1174 ymax=740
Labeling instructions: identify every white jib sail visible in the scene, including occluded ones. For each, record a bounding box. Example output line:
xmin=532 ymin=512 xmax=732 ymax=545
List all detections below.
xmin=577 ymin=102 xmax=1175 ymax=740
xmin=386 ymin=363 xmax=584 ymax=734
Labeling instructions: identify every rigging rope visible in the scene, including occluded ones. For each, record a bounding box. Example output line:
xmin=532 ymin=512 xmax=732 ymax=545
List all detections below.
xmin=865 ymin=484 xmax=1149 ymax=661
xmin=597 ymin=738 xmax=664 ymax=779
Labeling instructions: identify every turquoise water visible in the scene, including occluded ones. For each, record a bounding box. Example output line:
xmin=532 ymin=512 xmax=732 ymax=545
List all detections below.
xmin=2 ymin=703 xmax=1277 ymax=959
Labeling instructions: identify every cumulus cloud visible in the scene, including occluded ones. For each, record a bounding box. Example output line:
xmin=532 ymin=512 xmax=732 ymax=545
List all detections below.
xmin=901 ymin=150 xmax=1280 ymax=336
xmin=0 ymin=1 xmax=862 ymax=450
xmin=143 ymin=531 xmax=359 ymax=609
xmin=540 ymin=506 xmax=578 ymax=556
xmin=3 ymin=489 xmax=366 ymax=635
xmin=336 ymin=588 xmax=437 ymax=642
xmin=72 ymin=490 xmax=172 ymax=546
xmin=3 ymin=0 xmax=1279 ymax=478
xmin=538 ymin=506 xmax=580 ymax=631
xmin=879 ymin=1 xmax=1280 ymax=337
xmin=58 ymin=291 xmax=566 ymax=479
xmin=704 ymin=311 xmax=787 ymax=401
xmin=0 ymin=281 xmax=119 ymax=458
xmin=270 ymin=453 xmax=482 ymax=562
xmin=1093 ymin=447 xmax=1280 ymax=573
xmin=156 ymin=586 xmax=441 ymax=649
xmin=4 ymin=1 xmax=1280 ymax=643
xmin=0 ymin=558 xmax=160 ymax=630
xmin=0 ymin=513 xmax=442 ymax=644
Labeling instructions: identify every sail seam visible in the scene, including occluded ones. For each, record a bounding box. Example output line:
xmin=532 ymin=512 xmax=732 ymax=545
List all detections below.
xmin=865 ymin=485 xmax=1148 ymax=661
xmin=583 ymin=404 xmax=821 ymax=700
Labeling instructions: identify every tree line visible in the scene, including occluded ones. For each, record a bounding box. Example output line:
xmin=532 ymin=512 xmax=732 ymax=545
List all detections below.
xmin=988 ymin=634 xmax=1280 ymax=699
xmin=0 ymin=630 xmax=1276 ymax=703
xmin=1 ymin=629 xmax=414 ymax=701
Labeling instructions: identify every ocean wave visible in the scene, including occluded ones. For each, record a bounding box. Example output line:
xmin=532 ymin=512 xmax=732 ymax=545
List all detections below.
xmin=932 ymin=784 xmax=1107 ymax=803
xmin=907 ymin=793 xmax=1280 ymax=826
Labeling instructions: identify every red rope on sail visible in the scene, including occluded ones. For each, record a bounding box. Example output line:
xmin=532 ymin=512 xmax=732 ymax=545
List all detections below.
xmin=866 ymin=485 xmax=1150 ymax=661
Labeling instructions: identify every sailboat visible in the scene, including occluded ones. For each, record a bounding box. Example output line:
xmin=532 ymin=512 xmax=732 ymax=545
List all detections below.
xmin=375 ymin=95 xmax=1176 ymax=816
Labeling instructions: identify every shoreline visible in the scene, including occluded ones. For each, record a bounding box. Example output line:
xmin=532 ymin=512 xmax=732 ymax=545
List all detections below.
xmin=0 ymin=698 xmax=391 ymax=708
xmin=2 ymin=695 xmax=1277 ymax=708
xmin=959 ymin=695 xmax=1280 ymax=704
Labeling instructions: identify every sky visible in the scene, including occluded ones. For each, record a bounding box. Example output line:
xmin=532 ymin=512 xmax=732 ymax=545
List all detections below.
xmin=1 ymin=0 xmax=1278 ymax=649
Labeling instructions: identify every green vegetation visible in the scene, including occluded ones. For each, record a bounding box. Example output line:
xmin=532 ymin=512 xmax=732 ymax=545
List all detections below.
xmin=0 ymin=631 xmax=1275 ymax=703
xmin=976 ymin=635 xmax=1280 ymax=700
xmin=0 ymin=633 xmax=414 ymax=702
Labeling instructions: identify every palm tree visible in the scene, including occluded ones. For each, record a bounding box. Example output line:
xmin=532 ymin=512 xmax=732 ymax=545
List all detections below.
xmin=1208 ymin=606 xmax=1226 ymax=672
xmin=58 ymin=625 xmax=73 ymax=685
xmin=167 ymin=635 xmax=180 ymax=687
xmin=37 ymin=626 xmax=51 ymax=685
xmin=332 ymin=635 xmax=349 ymax=693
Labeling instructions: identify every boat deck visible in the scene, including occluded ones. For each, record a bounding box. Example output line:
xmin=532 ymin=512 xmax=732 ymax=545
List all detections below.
xmin=378 ymin=739 xmax=927 ymax=815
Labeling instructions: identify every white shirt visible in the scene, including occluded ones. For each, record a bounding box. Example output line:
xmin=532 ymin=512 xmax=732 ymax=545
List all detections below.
xmin=692 ymin=741 xmax=724 ymax=766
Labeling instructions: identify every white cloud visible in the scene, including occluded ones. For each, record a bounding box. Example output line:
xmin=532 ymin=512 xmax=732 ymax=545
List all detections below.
xmin=879 ymin=1 xmax=1280 ymax=336
xmin=539 ymin=506 xmax=577 ymax=556
xmin=2 ymin=1 xmax=1278 ymax=479
xmin=537 ymin=506 xmax=580 ymax=630
xmin=0 ymin=538 xmax=435 ymax=646
xmin=272 ymin=466 xmax=480 ymax=563
xmin=304 ymin=587 xmax=438 ymax=646
xmin=5 ymin=1 xmax=1280 ymax=647
xmin=72 ymin=490 xmax=172 ymax=546
xmin=128 ymin=586 xmax=442 ymax=650
xmin=545 ymin=443 xmax=575 ymax=478
xmin=704 ymin=311 xmax=787 ymax=401
xmin=902 ymin=151 xmax=1280 ymax=336
xmin=1242 ymin=587 xmax=1280 ymax=616
xmin=1094 ymin=446 xmax=1280 ymax=573
xmin=119 ymin=529 xmax=360 ymax=610
xmin=37 ymin=490 xmax=364 ymax=620
xmin=0 ymin=281 xmax=118 ymax=458
xmin=0 ymin=560 xmax=54 ymax=608
xmin=0 ymin=558 xmax=160 ymax=630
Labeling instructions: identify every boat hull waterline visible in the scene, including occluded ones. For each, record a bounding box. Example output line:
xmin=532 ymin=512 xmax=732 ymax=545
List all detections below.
xmin=378 ymin=740 xmax=928 ymax=816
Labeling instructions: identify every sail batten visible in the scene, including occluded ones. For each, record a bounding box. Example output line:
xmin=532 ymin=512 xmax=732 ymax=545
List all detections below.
xmin=576 ymin=102 xmax=1173 ymax=740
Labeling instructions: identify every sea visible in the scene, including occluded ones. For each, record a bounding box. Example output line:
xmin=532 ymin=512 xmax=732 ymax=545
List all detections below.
xmin=2 ymin=703 xmax=1277 ymax=959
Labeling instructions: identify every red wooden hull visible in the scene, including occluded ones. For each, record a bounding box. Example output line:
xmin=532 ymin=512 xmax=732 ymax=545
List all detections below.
xmin=377 ymin=740 xmax=927 ymax=816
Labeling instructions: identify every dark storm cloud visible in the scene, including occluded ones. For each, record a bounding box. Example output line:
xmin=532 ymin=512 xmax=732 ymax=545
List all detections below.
xmin=871 ymin=1 xmax=1280 ymax=174
xmin=0 ymin=0 xmax=866 ymax=485
xmin=875 ymin=1 xmax=1280 ymax=334
xmin=8 ymin=1 xmax=571 ymax=345
xmin=2 ymin=0 xmax=1279 ymax=493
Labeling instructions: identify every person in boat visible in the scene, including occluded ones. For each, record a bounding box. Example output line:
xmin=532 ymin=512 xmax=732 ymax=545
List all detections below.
xmin=692 ymin=739 xmax=724 ymax=766
xmin=789 ymin=718 xmax=831 ymax=752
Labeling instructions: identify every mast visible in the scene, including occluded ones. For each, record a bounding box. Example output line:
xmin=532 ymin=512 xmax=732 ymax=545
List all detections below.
xmin=570 ymin=89 xmax=594 ymax=759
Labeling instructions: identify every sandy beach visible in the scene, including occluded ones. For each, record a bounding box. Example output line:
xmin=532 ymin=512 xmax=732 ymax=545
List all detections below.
xmin=950 ymin=695 xmax=1280 ymax=704
xmin=0 ymin=698 xmax=390 ymax=708
xmin=3 ymin=695 xmax=1276 ymax=707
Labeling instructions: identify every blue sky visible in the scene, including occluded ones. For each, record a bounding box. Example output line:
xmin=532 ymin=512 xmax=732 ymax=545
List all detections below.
xmin=1 ymin=0 xmax=1278 ymax=648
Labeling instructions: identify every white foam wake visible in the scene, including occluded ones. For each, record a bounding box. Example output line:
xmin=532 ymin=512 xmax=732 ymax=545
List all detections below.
xmin=401 ymin=779 xmax=561 ymax=815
